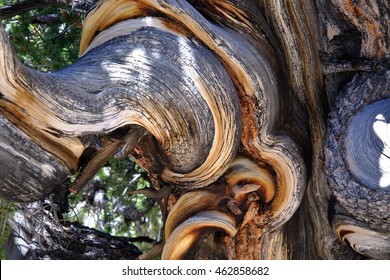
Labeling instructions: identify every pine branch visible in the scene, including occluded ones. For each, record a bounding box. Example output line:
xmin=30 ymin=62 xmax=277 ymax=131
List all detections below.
xmin=0 ymin=0 xmax=68 ymax=19
xmin=0 ymin=0 xmax=97 ymax=19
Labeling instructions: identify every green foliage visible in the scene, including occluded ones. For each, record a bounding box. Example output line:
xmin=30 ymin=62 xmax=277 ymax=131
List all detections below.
xmin=65 ymin=157 xmax=162 ymax=252
xmin=0 ymin=199 xmax=16 ymax=259
xmin=2 ymin=2 xmax=82 ymax=71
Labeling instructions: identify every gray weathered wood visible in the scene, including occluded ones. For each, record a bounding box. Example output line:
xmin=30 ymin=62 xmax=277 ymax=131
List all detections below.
xmin=1 ymin=0 xmax=389 ymax=259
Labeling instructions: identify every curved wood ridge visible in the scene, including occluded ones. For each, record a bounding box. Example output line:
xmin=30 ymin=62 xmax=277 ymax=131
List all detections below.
xmin=162 ymin=157 xmax=276 ymax=259
xmin=79 ymin=17 xmax=242 ymax=187
xmin=0 ymin=0 xmax=309 ymax=231
xmin=325 ymin=70 xmax=390 ymax=258
xmin=164 ymin=158 xmax=276 ymax=238
xmin=335 ymin=223 xmax=390 ymax=260
xmin=1 ymin=0 xmax=311 ymax=259
xmin=81 ymin=0 xmax=309 ymax=229
xmin=2 ymin=0 xmax=390 ymax=261
xmin=162 ymin=210 xmax=237 ymax=260
xmin=0 ymin=14 xmax=242 ymax=200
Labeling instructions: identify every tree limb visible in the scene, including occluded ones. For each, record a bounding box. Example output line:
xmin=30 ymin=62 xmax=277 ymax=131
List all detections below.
xmin=0 ymin=0 xmax=67 ymax=20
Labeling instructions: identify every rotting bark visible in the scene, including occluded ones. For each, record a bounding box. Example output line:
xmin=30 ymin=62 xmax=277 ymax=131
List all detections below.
xmin=1 ymin=0 xmax=389 ymax=260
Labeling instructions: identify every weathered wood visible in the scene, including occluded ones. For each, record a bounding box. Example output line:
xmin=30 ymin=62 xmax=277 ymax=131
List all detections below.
xmin=79 ymin=0 xmax=309 ymax=259
xmin=318 ymin=0 xmax=390 ymax=260
xmin=1 ymin=16 xmax=242 ymax=191
xmin=325 ymin=71 xmax=390 ymax=259
xmin=6 ymin=200 xmax=142 ymax=260
xmin=0 ymin=110 xmax=69 ymax=202
xmin=1 ymin=0 xmax=389 ymax=260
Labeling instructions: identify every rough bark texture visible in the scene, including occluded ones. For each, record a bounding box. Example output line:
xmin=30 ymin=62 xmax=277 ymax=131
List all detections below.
xmin=1 ymin=0 xmax=389 ymax=259
xmin=5 ymin=196 xmax=142 ymax=260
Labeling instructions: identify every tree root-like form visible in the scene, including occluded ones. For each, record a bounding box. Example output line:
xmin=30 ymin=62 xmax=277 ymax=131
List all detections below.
xmin=1 ymin=0 xmax=311 ymax=259
xmin=161 ymin=157 xmax=277 ymax=259
xmin=0 ymin=16 xmax=242 ymax=197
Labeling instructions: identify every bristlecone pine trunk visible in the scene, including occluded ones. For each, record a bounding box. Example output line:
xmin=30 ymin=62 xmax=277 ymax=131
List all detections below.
xmin=0 ymin=0 xmax=389 ymax=260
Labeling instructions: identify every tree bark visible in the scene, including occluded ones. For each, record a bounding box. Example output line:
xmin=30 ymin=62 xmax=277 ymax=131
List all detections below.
xmin=5 ymin=197 xmax=142 ymax=260
xmin=1 ymin=0 xmax=389 ymax=259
